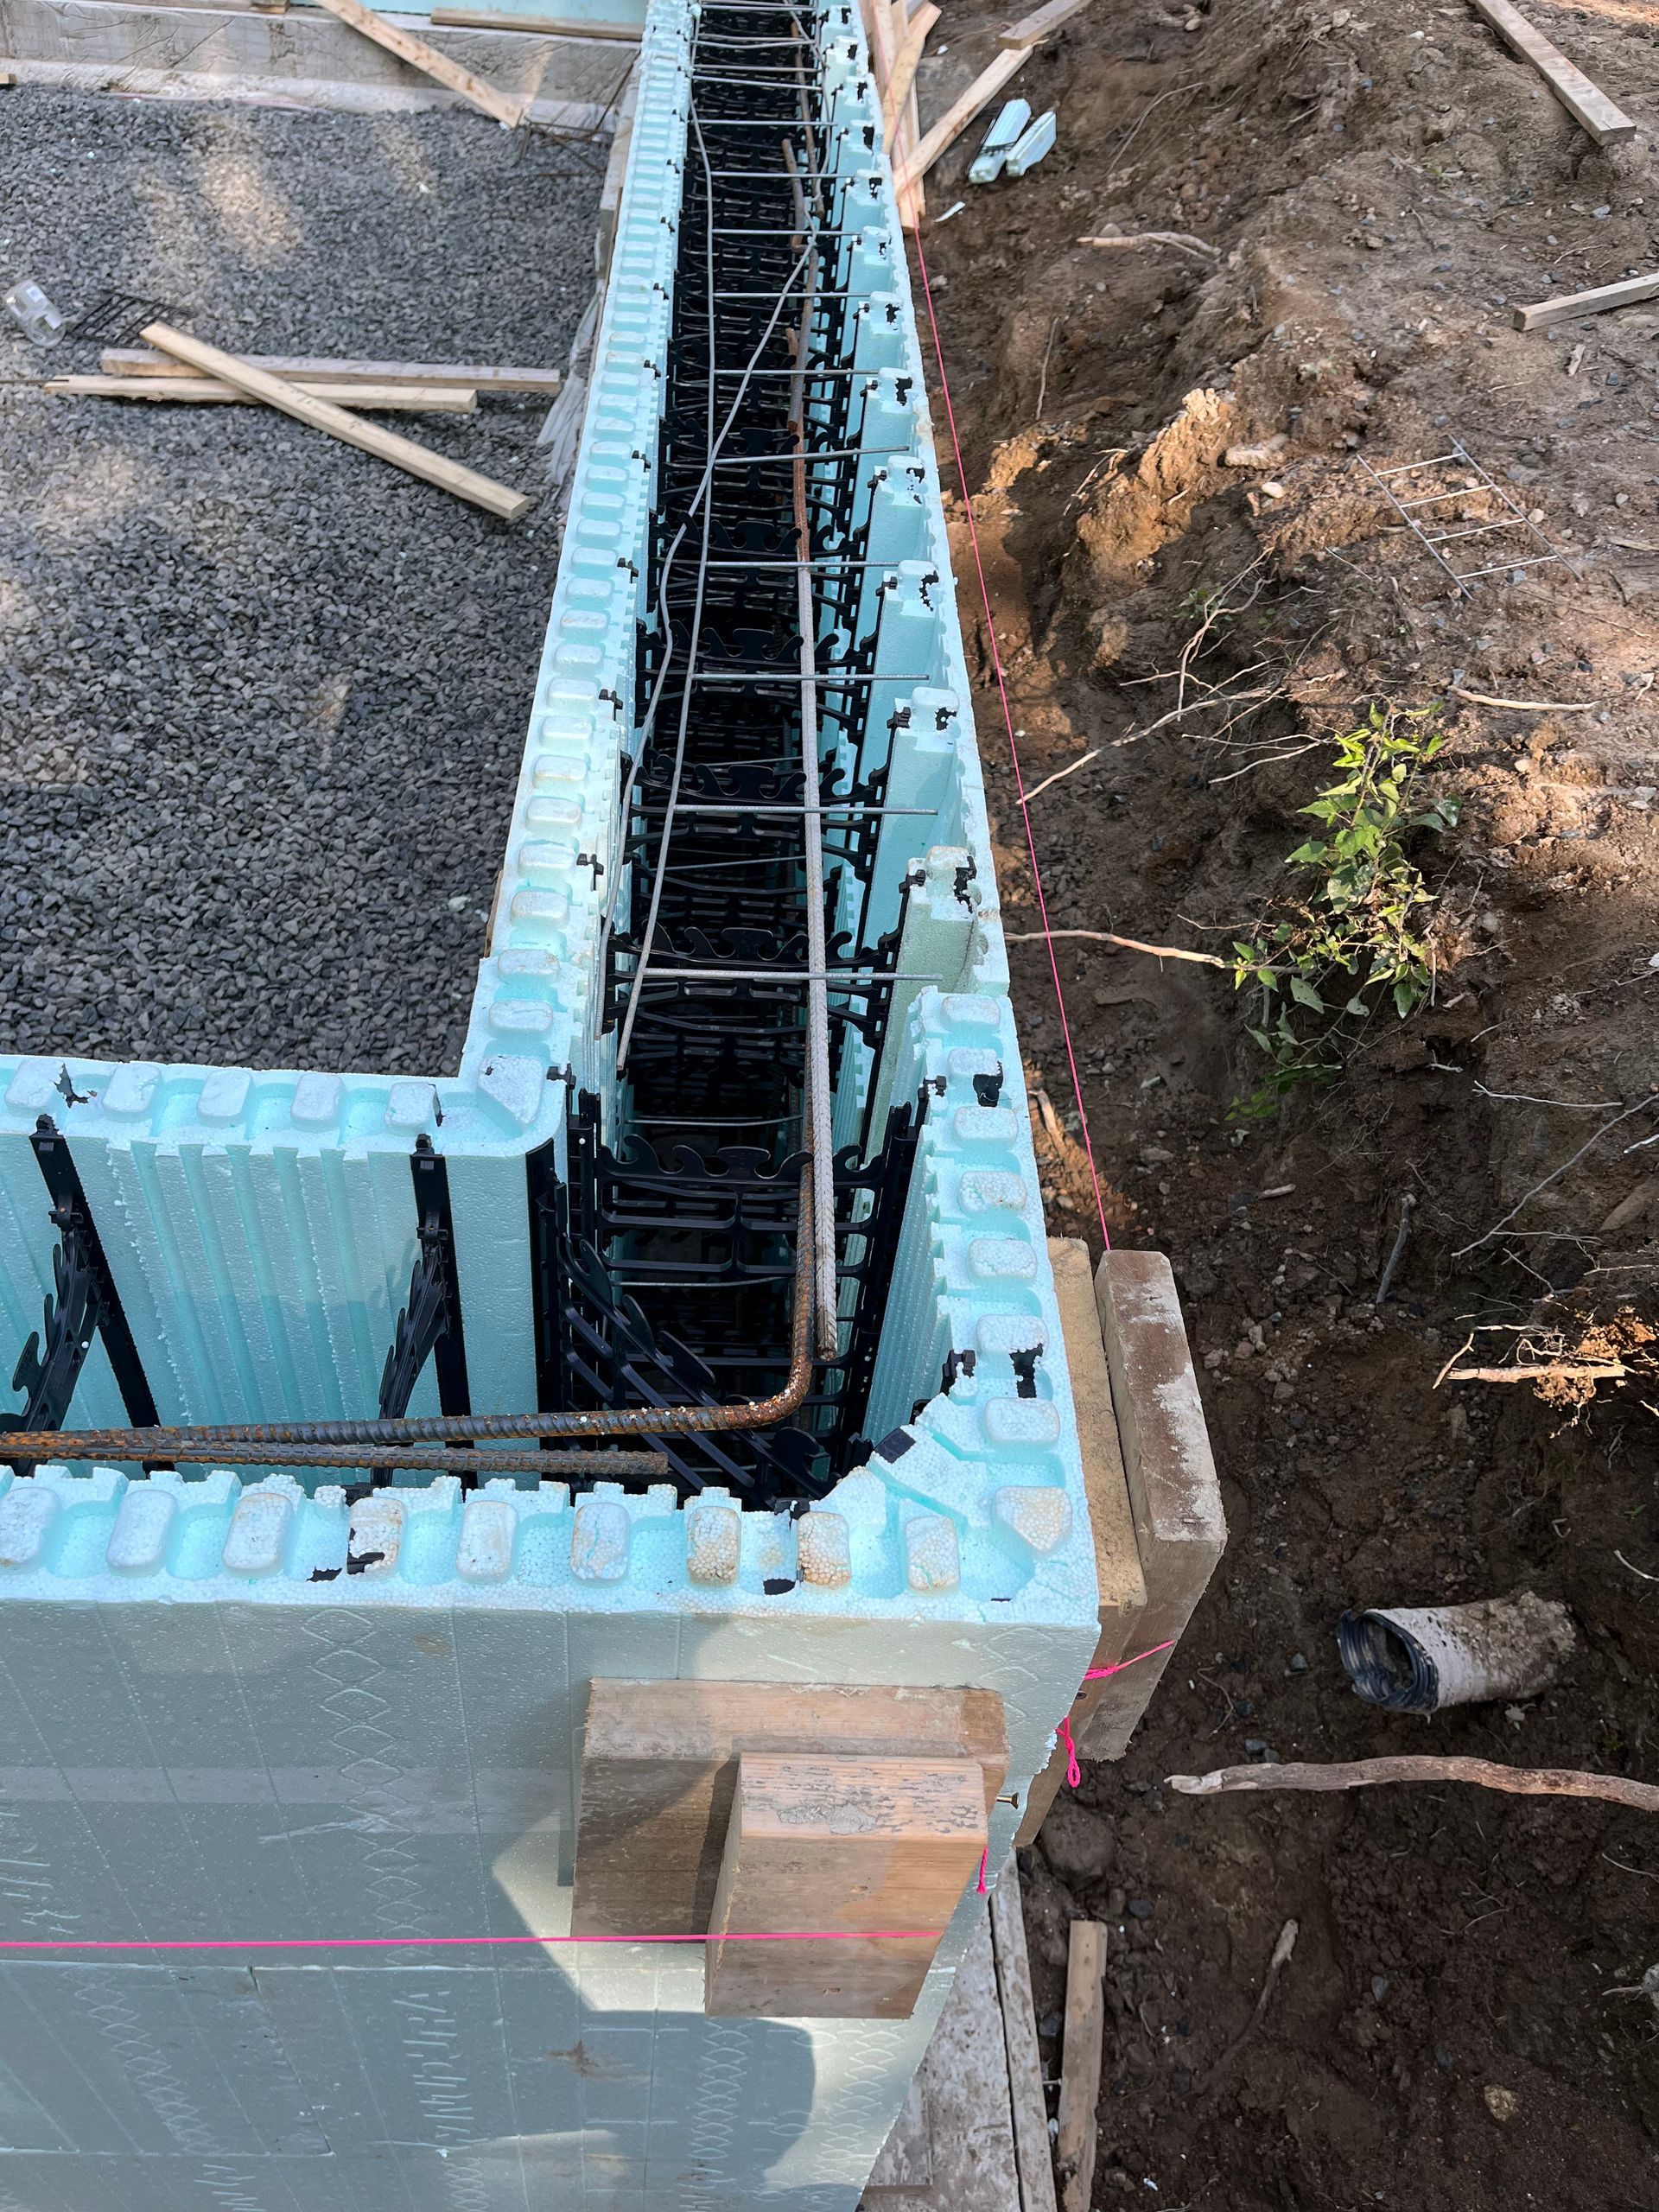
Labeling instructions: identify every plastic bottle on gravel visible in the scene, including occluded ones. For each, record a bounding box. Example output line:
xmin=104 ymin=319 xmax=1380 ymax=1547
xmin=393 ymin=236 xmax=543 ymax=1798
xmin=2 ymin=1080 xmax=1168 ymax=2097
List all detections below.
xmin=3 ymin=278 xmax=65 ymax=347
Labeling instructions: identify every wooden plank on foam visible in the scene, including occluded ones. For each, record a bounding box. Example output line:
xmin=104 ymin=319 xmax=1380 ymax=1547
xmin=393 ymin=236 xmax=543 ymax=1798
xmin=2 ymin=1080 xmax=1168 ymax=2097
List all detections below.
xmin=104 ymin=346 xmax=561 ymax=391
xmin=572 ymin=1680 xmax=1007 ymax=1940
xmin=1465 ymin=0 xmax=1635 ymax=145
xmin=137 ymin=323 xmax=531 ymax=521
xmin=1015 ymin=1236 xmax=1147 ymax=1843
xmin=703 ymin=1752 xmax=986 ymax=2018
xmin=303 ymin=0 xmax=527 ymax=124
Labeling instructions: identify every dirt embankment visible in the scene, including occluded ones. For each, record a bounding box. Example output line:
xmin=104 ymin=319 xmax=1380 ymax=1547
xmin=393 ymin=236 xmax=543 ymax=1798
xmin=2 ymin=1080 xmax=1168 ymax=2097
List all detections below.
xmin=915 ymin=0 xmax=1659 ymax=2202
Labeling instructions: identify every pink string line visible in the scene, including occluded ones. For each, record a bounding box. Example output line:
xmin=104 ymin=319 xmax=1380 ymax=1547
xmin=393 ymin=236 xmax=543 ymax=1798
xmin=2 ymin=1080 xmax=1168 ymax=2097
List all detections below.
xmin=976 ymin=1846 xmax=989 ymax=1895
xmin=1055 ymin=1640 xmax=1180 ymax=1793
xmin=1084 ymin=1638 xmax=1178 ymax=1683
xmin=0 ymin=1929 xmax=946 ymax=1955
xmin=909 ymin=226 xmax=1111 ymax=1253
xmin=1058 ymin=1715 xmax=1081 ymax=1791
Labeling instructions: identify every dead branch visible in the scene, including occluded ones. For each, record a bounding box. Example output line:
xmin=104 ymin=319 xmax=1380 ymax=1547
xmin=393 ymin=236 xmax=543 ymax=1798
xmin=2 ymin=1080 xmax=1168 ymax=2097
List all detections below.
xmin=1169 ymin=1757 xmax=1659 ymax=1816
xmin=1452 ymin=1093 xmax=1659 ymax=1257
xmin=1452 ymin=685 xmax=1599 ymax=713
xmin=1078 ymin=229 xmax=1219 ymax=263
xmin=1447 ymin=1361 xmax=1629 ymax=1385
xmin=1022 ymin=747 xmax=1101 ymax=803
xmin=1003 ymin=927 xmax=1229 ymax=969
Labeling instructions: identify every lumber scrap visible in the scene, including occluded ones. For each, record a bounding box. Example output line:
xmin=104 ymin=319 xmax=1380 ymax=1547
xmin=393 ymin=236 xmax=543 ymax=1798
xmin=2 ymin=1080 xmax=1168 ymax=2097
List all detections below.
xmin=988 ymin=1858 xmax=1061 ymax=2212
xmin=1055 ymin=1921 xmax=1107 ymax=2212
xmin=137 ymin=322 xmax=531 ymax=521
xmin=703 ymin=1752 xmax=986 ymax=2018
xmin=431 ymin=4 xmax=641 ymax=34
xmin=1512 ymin=270 xmax=1659 ymax=332
xmin=571 ymin=1678 xmax=1007 ymax=1939
xmin=104 ymin=346 xmax=561 ymax=391
xmin=893 ymin=46 xmax=1028 ymax=199
xmin=881 ymin=0 xmax=938 ymax=144
xmin=999 ymin=0 xmax=1093 ymax=49
xmin=302 ymin=0 xmax=527 ymax=124
xmin=50 ymin=375 xmax=476 ymax=413
xmin=1465 ymin=0 xmax=1635 ymax=145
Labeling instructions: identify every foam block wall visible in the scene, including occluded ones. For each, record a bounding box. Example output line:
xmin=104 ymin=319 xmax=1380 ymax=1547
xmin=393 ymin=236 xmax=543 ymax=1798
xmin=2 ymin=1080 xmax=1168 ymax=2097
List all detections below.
xmin=0 ymin=3 xmax=1101 ymax=2202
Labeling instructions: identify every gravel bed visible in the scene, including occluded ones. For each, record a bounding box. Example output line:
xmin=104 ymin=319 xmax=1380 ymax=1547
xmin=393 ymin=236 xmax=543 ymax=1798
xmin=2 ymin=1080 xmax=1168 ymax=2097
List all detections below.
xmin=0 ymin=88 xmax=605 ymax=1074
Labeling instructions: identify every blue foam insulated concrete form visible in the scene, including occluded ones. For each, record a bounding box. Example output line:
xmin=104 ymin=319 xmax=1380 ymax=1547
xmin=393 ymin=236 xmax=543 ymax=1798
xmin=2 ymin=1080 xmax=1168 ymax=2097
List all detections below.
xmin=0 ymin=0 xmax=1101 ymax=2202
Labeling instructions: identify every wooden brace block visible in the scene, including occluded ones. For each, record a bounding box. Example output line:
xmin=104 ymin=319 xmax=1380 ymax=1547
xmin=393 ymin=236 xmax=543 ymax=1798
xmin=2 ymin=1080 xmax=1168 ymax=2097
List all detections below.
xmin=1074 ymin=1249 xmax=1224 ymax=1761
xmin=705 ymin=1752 xmax=986 ymax=2018
xmin=1016 ymin=1238 xmax=1147 ymax=1845
xmin=1465 ymin=0 xmax=1636 ymax=145
xmin=573 ymin=1680 xmax=1007 ymax=1938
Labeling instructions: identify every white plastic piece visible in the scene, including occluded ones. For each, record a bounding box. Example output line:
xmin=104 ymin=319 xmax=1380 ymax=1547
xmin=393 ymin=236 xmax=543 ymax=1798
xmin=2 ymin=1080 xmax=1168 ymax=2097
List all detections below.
xmin=968 ymin=98 xmax=1031 ymax=183
xmin=1003 ymin=109 xmax=1057 ymax=178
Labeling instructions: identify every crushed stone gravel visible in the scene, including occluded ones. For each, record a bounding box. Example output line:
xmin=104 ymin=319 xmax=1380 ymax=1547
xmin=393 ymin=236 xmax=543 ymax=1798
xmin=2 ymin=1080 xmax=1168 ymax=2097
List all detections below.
xmin=0 ymin=88 xmax=606 ymax=1074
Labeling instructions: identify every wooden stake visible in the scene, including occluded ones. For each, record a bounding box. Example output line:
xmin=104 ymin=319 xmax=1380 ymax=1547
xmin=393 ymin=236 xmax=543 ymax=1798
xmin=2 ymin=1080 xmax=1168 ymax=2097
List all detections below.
xmin=1055 ymin=1921 xmax=1107 ymax=2212
xmin=104 ymin=346 xmax=561 ymax=391
xmin=137 ymin=323 xmax=531 ymax=521
xmin=1511 ymin=270 xmax=1659 ymax=332
xmin=303 ymin=0 xmax=528 ymax=125
xmin=1169 ymin=1755 xmax=1659 ymax=1815
xmin=1465 ymin=0 xmax=1636 ymax=145
xmin=893 ymin=46 xmax=1029 ymax=200
xmin=50 ymin=375 xmax=477 ymax=413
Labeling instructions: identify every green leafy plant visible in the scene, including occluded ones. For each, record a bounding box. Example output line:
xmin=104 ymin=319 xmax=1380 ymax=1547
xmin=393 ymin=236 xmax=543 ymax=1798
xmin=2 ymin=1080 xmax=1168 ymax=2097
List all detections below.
xmin=1230 ymin=705 xmax=1460 ymax=1116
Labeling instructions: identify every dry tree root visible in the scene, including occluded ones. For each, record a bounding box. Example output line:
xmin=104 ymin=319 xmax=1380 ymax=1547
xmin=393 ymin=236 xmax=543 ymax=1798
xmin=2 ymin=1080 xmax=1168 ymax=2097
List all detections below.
xmin=1168 ymin=1756 xmax=1659 ymax=1816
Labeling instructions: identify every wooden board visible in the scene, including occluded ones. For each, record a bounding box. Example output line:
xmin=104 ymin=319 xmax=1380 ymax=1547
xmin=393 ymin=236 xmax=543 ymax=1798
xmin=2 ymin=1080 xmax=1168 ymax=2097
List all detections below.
xmin=303 ymin=0 xmax=526 ymax=124
xmin=893 ymin=46 xmax=1028 ymax=197
xmin=1465 ymin=0 xmax=1636 ymax=145
xmin=572 ymin=1680 xmax=1007 ymax=1939
xmin=1513 ymin=270 xmax=1659 ymax=332
xmin=431 ymin=4 xmax=640 ymax=35
xmin=999 ymin=0 xmax=1093 ymax=49
xmin=50 ymin=375 xmax=476 ymax=412
xmin=1016 ymin=1236 xmax=1147 ymax=1843
xmin=866 ymin=1863 xmax=1034 ymax=2209
xmin=705 ymin=1752 xmax=985 ymax=2018
xmin=1077 ymin=1249 xmax=1224 ymax=1761
xmin=1054 ymin=1921 xmax=1106 ymax=2212
xmin=988 ymin=1855 xmax=1059 ymax=2212
xmin=881 ymin=0 xmax=938 ymax=145
xmin=137 ymin=322 xmax=531 ymax=521
xmin=104 ymin=346 xmax=560 ymax=391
